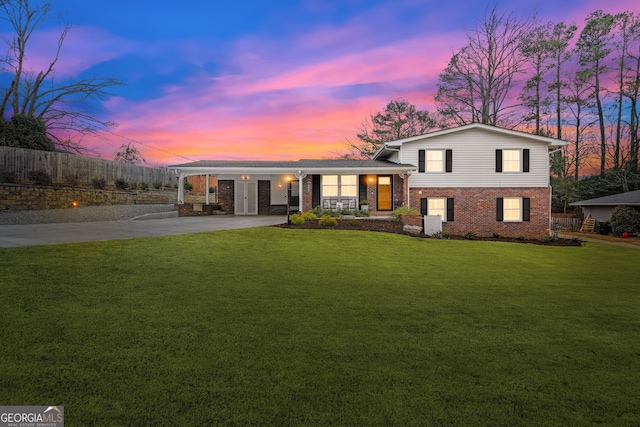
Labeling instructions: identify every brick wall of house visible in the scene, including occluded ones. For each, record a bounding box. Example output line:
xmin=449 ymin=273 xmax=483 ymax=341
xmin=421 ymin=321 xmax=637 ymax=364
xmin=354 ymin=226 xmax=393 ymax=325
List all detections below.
xmin=409 ymin=187 xmax=551 ymax=238
xmin=218 ymin=180 xmax=234 ymax=213
xmin=301 ymin=175 xmax=314 ymax=212
xmin=258 ymin=180 xmax=287 ymax=215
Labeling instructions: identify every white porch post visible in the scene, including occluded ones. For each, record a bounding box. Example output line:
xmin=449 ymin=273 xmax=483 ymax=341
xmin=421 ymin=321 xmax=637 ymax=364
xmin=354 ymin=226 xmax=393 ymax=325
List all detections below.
xmin=205 ymin=173 xmax=210 ymax=205
xmin=295 ymin=170 xmax=307 ymax=211
xmin=178 ymin=173 xmax=185 ymax=204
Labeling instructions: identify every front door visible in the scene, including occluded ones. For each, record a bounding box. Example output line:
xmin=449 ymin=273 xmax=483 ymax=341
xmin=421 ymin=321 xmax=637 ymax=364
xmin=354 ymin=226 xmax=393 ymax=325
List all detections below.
xmin=235 ymin=181 xmax=258 ymax=215
xmin=377 ymin=176 xmax=392 ymax=211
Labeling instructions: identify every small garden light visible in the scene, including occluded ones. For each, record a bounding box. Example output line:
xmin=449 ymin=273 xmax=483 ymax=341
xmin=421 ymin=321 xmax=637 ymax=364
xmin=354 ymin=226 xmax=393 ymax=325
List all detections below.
xmin=70 ymin=201 xmax=79 ymax=208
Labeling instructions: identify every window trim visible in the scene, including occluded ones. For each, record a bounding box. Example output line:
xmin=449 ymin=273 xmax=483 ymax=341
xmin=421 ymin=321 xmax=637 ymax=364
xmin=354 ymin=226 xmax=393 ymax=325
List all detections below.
xmin=321 ymin=174 xmax=357 ymax=198
xmin=420 ymin=197 xmax=454 ymax=222
xmin=496 ymin=149 xmax=530 ymax=173
xmin=497 ymin=197 xmax=531 ymax=222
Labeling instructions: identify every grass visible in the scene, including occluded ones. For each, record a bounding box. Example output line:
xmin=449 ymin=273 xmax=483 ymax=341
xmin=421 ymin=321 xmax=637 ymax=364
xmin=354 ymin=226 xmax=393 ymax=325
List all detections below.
xmin=1 ymin=228 xmax=639 ymax=426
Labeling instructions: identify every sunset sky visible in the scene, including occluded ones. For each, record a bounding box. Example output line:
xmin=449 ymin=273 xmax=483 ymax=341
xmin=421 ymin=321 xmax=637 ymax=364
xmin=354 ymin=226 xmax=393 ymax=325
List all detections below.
xmin=5 ymin=0 xmax=640 ymax=166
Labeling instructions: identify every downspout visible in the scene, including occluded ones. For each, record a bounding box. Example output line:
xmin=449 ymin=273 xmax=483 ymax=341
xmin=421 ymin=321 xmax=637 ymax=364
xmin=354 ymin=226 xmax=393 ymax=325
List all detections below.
xmin=205 ymin=173 xmax=210 ymax=205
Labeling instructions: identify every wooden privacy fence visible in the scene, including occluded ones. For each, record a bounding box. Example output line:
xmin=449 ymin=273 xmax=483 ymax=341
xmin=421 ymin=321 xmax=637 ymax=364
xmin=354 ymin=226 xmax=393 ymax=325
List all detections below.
xmin=0 ymin=146 xmax=176 ymax=186
xmin=551 ymin=215 xmax=582 ymax=231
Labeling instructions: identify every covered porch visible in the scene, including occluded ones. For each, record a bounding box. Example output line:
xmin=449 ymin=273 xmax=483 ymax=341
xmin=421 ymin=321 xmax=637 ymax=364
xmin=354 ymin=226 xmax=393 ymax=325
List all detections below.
xmin=168 ymin=160 xmax=416 ymax=215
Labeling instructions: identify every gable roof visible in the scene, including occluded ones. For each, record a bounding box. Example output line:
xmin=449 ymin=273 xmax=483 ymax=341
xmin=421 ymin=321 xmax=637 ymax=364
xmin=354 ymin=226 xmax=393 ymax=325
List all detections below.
xmin=570 ymin=189 xmax=640 ymax=207
xmin=373 ymin=123 xmax=567 ymax=160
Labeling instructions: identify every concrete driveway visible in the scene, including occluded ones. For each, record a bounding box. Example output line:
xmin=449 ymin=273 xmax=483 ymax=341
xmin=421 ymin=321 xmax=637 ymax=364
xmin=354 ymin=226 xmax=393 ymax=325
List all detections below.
xmin=0 ymin=215 xmax=287 ymax=248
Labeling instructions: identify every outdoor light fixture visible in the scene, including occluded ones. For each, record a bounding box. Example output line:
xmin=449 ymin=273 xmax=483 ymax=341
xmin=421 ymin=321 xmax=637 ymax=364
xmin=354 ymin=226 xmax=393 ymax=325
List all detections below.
xmin=70 ymin=201 xmax=79 ymax=208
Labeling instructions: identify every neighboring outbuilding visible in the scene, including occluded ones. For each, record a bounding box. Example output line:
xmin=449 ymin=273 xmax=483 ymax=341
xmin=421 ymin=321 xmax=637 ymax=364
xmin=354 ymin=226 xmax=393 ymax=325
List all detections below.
xmin=169 ymin=123 xmax=566 ymax=238
xmin=570 ymin=189 xmax=640 ymax=221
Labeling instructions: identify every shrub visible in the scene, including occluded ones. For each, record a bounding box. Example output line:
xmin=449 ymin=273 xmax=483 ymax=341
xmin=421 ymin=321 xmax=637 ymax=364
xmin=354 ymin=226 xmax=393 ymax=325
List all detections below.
xmin=184 ymin=181 xmax=193 ymax=191
xmin=129 ymin=182 xmax=138 ymax=190
xmin=153 ymin=180 xmax=163 ymax=189
xmin=92 ymin=177 xmax=107 ymax=189
xmin=301 ymin=211 xmax=317 ymax=221
xmin=432 ymin=231 xmax=451 ymax=239
xmin=541 ymin=235 xmax=556 ymax=243
xmin=392 ymin=205 xmax=420 ymax=220
xmin=64 ymin=174 xmax=80 ymax=187
xmin=164 ymin=183 xmax=173 ymax=189
xmin=139 ymin=182 xmax=149 ymax=190
xmin=115 ymin=178 xmax=129 ymax=190
xmin=338 ymin=208 xmax=353 ymax=216
xmin=610 ymin=206 xmax=640 ymax=236
xmin=0 ymin=169 xmax=19 ymax=183
xmin=28 ymin=170 xmax=52 ymax=186
xmin=319 ymin=215 xmax=337 ymax=227
xmin=355 ymin=209 xmax=371 ymax=217
xmin=289 ymin=214 xmax=305 ymax=225
xmin=492 ymin=232 xmax=501 ymax=238
xmin=463 ymin=231 xmax=477 ymax=240
xmin=311 ymin=205 xmax=323 ymax=217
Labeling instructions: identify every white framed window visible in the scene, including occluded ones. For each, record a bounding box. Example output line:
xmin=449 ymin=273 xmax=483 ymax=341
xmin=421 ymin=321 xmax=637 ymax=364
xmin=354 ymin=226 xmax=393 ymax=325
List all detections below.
xmin=322 ymin=175 xmax=338 ymax=197
xmin=341 ymin=175 xmax=357 ymax=197
xmin=322 ymin=175 xmax=357 ymax=197
xmin=426 ymin=150 xmax=444 ymax=172
xmin=428 ymin=198 xmax=446 ymax=221
xmin=503 ymin=150 xmax=521 ymax=172
xmin=503 ymin=197 xmax=521 ymax=221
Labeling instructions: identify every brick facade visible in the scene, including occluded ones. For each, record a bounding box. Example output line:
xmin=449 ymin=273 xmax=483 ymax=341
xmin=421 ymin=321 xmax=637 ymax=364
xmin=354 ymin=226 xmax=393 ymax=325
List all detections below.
xmin=409 ymin=187 xmax=551 ymax=238
xmin=258 ymin=180 xmax=287 ymax=215
xmin=218 ymin=180 xmax=234 ymax=213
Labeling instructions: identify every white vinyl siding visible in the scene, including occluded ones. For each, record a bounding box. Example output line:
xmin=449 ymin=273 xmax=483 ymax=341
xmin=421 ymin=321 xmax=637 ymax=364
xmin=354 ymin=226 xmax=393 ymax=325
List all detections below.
xmin=404 ymin=128 xmax=549 ymax=188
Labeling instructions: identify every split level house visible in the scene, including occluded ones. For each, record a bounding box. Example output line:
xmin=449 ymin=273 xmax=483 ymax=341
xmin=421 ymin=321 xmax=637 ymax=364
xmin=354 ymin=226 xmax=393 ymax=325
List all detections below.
xmin=168 ymin=123 xmax=566 ymax=238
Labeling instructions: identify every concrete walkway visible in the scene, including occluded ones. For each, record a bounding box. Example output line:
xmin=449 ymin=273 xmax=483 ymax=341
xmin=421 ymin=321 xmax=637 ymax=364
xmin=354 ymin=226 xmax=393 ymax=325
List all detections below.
xmin=0 ymin=215 xmax=287 ymax=248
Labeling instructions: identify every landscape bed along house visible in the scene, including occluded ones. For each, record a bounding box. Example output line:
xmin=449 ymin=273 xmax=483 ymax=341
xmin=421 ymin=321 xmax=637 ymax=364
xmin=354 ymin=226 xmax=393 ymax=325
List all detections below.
xmin=169 ymin=123 xmax=566 ymax=238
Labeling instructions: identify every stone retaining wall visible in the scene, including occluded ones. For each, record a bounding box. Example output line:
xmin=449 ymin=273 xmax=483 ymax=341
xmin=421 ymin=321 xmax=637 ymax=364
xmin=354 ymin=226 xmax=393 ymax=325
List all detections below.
xmin=0 ymin=183 xmax=178 ymax=211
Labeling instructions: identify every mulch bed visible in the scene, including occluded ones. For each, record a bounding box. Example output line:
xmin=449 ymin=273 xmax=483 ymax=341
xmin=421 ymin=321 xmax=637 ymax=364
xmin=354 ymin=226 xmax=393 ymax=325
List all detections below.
xmin=274 ymin=219 xmax=583 ymax=246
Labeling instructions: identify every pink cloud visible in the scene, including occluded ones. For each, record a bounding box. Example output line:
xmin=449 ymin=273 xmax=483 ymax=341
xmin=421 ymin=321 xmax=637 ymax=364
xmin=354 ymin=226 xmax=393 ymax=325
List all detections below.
xmin=20 ymin=26 xmax=137 ymax=76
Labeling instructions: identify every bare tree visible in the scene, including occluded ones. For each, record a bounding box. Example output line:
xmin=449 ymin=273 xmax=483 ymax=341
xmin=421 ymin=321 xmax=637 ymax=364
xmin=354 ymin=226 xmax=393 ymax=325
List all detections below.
xmin=547 ymin=21 xmax=578 ymax=139
xmin=0 ymin=0 xmax=122 ymax=151
xmin=114 ymin=143 xmax=145 ymax=164
xmin=621 ymin=13 xmax=640 ymax=171
xmin=346 ymin=98 xmax=438 ymax=158
xmin=435 ymin=6 xmax=533 ymax=127
xmin=575 ymin=10 xmax=616 ymax=175
xmin=564 ymin=70 xmax=598 ymax=179
xmin=520 ymin=22 xmax=554 ymax=135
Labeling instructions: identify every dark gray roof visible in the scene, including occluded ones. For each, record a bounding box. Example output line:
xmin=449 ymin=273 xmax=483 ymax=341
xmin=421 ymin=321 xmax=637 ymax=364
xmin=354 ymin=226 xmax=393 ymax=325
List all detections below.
xmin=570 ymin=189 xmax=640 ymax=206
xmin=169 ymin=159 xmax=414 ymax=169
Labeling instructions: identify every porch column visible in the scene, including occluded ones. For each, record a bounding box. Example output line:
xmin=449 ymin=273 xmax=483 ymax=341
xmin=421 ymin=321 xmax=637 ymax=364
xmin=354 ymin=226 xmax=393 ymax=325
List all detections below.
xmin=177 ymin=173 xmax=185 ymax=204
xmin=295 ymin=170 xmax=307 ymax=212
xmin=205 ymin=173 xmax=210 ymax=205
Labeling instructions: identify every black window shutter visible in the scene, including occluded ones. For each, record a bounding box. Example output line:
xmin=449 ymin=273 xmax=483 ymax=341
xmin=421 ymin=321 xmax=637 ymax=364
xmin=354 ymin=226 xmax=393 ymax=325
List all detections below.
xmin=496 ymin=197 xmax=504 ymax=221
xmin=495 ymin=149 xmax=502 ymax=172
xmin=312 ymin=175 xmax=321 ymax=208
xmin=445 ymin=149 xmax=453 ymax=172
xmin=359 ymin=175 xmax=368 ymax=203
xmin=420 ymin=198 xmax=428 ymax=215
xmin=447 ymin=198 xmax=454 ymax=221
xmin=523 ymin=149 xmax=530 ymax=172
xmin=523 ymin=197 xmax=531 ymax=221
xmin=418 ymin=150 xmax=425 ymax=172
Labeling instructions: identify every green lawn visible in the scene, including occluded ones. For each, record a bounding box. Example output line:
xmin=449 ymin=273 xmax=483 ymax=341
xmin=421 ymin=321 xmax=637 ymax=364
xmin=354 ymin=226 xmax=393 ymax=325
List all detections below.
xmin=1 ymin=228 xmax=639 ymax=426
